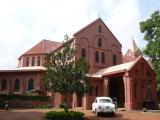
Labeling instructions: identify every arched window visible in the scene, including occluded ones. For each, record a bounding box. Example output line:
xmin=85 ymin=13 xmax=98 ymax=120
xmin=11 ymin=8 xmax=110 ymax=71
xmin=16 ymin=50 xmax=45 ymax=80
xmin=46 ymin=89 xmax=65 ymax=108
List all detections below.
xmin=32 ymin=57 xmax=35 ymax=66
xmin=28 ymin=79 xmax=34 ymax=91
xmin=14 ymin=79 xmax=20 ymax=92
xmin=113 ymin=54 xmax=117 ymax=65
xmin=26 ymin=57 xmax=29 ymax=66
xmin=98 ymin=38 xmax=102 ymax=47
xmin=37 ymin=56 xmax=41 ymax=66
xmin=1 ymin=79 xmax=7 ymax=91
xmin=98 ymin=25 xmax=102 ymax=33
xmin=101 ymin=52 xmax=105 ymax=64
xmin=81 ymin=48 xmax=86 ymax=58
xmin=95 ymin=51 xmax=99 ymax=63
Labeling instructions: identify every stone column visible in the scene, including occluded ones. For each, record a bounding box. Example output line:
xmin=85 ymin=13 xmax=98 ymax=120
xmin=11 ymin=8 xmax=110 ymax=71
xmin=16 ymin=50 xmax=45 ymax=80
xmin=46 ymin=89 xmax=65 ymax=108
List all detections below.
xmin=123 ymin=73 xmax=132 ymax=111
xmin=83 ymin=94 xmax=92 ymax=110
xmin=72 ymin=93 xmax=77 ymax=108
xmin=103 ymin=77 xmax=109 ymax=96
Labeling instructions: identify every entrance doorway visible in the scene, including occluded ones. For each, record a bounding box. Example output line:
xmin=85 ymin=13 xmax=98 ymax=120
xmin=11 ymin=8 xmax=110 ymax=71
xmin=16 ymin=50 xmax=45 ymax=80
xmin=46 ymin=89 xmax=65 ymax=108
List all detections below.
xmin=109 ymin=76 xmax=125 ymax=107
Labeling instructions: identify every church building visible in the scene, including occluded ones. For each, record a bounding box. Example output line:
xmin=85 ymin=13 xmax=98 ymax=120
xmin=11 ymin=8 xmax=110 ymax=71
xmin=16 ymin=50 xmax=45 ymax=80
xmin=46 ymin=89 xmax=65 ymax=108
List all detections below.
xmin=0 ymin=18 xmax=157 ymax=110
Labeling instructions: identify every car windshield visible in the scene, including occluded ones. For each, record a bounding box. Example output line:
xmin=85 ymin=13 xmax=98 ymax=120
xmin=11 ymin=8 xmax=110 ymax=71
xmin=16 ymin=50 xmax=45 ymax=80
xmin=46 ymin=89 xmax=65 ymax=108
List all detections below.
xmin=99 ymin=99 xmax=111 ymax=103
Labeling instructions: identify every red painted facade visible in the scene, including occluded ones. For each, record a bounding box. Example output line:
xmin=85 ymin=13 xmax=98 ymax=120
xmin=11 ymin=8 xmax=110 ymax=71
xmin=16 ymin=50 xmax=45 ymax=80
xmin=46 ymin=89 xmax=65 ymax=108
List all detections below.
xmin=0 ymin=18 xmax=157 ymax=110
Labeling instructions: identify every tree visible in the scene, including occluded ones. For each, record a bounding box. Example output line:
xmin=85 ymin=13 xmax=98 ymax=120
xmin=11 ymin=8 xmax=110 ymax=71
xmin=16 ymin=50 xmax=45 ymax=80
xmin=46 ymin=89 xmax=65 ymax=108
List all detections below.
xmin=139 ymin=10 xmax=160 ymax=87
xmin=43 ymin=35 xmax=92 ymax=112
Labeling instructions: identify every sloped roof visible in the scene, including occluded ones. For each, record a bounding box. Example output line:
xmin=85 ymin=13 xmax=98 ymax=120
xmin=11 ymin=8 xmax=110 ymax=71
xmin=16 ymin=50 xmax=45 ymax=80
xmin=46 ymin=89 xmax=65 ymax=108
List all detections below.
xmin=21 ymin=39 xmax=62 ymax=56
xmin=25 ymin=39 xmax=62 ymax=54
xmin=73 ymin=18 xmax=101 ymax=35
xmin=92 ymin=61 xmax=135 ymax=78
xmin=92 ymin=56 xmax=143 ymax=78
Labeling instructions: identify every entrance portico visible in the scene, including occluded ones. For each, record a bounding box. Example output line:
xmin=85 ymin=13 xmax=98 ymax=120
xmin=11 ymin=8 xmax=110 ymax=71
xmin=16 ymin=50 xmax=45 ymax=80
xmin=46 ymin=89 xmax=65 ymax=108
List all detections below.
xmin=81 ymin=56 xmax=157 ymax=110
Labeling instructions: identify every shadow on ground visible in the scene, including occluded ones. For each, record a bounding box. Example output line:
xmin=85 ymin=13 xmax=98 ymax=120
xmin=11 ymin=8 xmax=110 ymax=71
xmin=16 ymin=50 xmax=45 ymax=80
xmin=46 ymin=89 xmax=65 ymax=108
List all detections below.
xmin=85 ymin=113 xmax=130 ymax=120
xmin=0 ymin=110 xmax=45 ymax=120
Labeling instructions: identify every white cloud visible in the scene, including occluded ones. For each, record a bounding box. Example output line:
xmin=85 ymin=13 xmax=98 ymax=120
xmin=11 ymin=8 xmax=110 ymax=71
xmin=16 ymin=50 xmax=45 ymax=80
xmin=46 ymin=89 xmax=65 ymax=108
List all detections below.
xmin=0 ymin=0 xmax=153 ymax=68
xmin=0 ymin=0 xmax=99 ymax=68
xmin=101 ymin=0 xmax=145 ymax=53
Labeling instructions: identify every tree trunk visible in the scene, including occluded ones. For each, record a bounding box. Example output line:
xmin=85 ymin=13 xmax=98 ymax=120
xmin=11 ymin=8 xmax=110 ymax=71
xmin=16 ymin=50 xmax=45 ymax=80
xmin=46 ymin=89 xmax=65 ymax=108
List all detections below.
xmin=64 ymin=92 xmax=68 ymax=113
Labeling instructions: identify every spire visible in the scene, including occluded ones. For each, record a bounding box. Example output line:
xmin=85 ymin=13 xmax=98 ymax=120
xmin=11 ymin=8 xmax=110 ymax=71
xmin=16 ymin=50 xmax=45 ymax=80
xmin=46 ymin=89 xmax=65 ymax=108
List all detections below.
xmin=125 ymin=37 xmax=142 ymax=58
xmin=130 ymin=37 xmax=138 ymax=53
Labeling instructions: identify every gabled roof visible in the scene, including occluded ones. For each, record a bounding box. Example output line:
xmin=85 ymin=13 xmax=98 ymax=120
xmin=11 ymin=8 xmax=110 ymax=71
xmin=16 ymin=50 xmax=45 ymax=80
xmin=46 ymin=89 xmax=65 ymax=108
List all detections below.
xmin=19 ymin=39 xmax=62 ymax=59
xmin=73 ymin=17 xmax=121 ymax=47
xmin=92 ymin=56 xmax=144 ymax=78
xmin=24 ymin=39 xmax=62 ymax=55
xmin=73 ymin=18 xmax=101 ymax=36
xmin=92 ymin=61 xmax=135 ymax=78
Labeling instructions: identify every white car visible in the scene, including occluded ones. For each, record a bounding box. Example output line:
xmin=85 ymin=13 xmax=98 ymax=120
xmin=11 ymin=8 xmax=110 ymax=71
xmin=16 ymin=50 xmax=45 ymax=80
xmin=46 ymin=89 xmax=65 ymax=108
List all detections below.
xmin=92 ymin=97 xmax=116 ymax=116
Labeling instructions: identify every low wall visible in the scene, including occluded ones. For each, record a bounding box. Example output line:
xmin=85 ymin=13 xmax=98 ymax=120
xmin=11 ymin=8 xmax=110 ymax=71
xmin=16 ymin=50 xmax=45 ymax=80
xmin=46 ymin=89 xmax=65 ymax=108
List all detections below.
xmin=0 ymin=94 xmax=51 ymax=108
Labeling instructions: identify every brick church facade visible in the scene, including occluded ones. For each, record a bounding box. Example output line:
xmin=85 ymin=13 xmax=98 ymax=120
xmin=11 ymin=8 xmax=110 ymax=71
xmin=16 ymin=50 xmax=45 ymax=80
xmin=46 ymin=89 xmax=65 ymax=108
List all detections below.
xmin=0 ymin=18 xmax=157 ymax=110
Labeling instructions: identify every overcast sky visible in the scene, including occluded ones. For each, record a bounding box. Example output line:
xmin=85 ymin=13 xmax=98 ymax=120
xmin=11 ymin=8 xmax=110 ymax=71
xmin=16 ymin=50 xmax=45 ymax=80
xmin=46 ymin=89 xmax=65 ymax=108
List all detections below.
xmin=0 ymin=0 xmax=159 ymax=69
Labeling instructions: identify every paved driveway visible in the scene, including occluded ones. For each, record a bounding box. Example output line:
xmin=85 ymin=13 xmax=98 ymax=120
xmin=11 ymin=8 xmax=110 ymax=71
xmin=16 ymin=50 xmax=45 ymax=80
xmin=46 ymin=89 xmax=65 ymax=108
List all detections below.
xmin=0 ymin=109 xmax=160 ymax=120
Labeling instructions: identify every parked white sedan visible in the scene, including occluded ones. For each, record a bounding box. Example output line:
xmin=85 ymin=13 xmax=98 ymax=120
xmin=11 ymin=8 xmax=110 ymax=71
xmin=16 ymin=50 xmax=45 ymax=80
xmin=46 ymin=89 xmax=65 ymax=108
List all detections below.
xmin=92 ymin=97 xmax=116 ymax=116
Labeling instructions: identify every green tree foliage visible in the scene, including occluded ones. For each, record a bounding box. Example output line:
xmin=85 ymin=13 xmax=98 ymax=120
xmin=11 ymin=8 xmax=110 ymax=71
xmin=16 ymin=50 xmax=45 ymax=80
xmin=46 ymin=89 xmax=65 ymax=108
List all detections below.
xmin=140 ymin=10 xmax=160 ymax=87
xmin=43 ymin=35 xmax=92 ymax=112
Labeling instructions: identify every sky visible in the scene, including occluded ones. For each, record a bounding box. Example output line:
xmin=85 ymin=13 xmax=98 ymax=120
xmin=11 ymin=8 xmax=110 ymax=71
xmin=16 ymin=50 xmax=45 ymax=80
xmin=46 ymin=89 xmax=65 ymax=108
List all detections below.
xmin=0 ymin=0 xmax=159 ymax=69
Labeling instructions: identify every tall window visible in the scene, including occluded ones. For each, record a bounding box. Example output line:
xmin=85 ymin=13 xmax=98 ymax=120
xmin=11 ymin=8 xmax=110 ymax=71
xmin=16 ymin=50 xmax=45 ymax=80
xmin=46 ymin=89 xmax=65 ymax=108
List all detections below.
xmin=101 ymin=52 xmax=105 ymax=64
xmin=113 ymin=54 xmax=117 ymax=65
xmin=95 ymin=51 xmax=99 ymax=63
xmin=37 ymin=56 xmax=41 ymax=66
xmin=1 ymin=79 xmax=7 ymax=91
xmin=98 ymin=38 xmax=102 ymax=47
xmin=28 ymin=79 xmax=34 ymax=91
xmin=26 ymin=57 xmax=29 ymax=66
xmin=81 ymin=48 xmax=86 ymax=58
xmin=14 ymin=79 xmax=20 ymax=92
xmin=98 ymin=25 xmax=102 ymax=33
xmin=32 ymin=57 xmax=35 ymax=66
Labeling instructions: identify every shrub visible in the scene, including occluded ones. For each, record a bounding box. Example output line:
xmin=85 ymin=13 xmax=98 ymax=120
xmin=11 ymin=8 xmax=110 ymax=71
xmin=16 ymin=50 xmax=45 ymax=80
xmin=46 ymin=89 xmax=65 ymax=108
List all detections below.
xmin=45 ymin=111 xmax=85 ymax=120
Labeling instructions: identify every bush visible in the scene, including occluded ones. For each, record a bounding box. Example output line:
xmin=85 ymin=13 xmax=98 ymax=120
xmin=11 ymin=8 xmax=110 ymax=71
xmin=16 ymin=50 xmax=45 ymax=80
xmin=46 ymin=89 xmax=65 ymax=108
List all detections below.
xmin=45 ymin=111 xmax=85 ymax=120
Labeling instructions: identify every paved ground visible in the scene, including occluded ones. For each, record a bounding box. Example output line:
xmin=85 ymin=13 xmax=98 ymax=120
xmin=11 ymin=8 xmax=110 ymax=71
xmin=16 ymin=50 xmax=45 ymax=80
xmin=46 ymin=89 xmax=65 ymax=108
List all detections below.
xmin=0 ymin=109 xmax=160 ymax=120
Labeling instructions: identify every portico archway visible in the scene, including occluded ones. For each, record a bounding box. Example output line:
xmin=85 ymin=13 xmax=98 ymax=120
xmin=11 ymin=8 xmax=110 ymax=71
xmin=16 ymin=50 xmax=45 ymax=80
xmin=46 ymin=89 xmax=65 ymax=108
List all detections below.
xmin=109 ymin=76 xmax=125 ymax=107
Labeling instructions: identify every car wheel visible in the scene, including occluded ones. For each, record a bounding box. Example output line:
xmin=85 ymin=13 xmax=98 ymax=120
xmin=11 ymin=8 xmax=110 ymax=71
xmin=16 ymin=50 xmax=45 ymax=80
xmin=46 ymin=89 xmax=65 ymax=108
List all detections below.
xmin=111 ymin=112 xmax=115 ymax=117
xmin=92 ymin=109 xmax=94 ymax=113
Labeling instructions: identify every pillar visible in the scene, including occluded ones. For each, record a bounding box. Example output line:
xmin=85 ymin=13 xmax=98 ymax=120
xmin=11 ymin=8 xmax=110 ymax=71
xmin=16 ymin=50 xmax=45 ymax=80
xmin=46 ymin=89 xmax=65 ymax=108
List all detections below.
xmin=72 ymin=93 xmax=77 ymax=108
xmin=103 ymin=77 xmax=109 ymax=96
xmin=83 ymin=94 xmax=92 ymax=110
xmin=123 ymin=74 xmax=132 ymax=111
